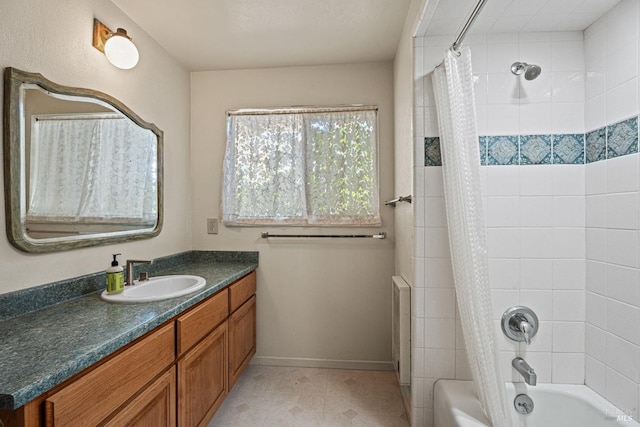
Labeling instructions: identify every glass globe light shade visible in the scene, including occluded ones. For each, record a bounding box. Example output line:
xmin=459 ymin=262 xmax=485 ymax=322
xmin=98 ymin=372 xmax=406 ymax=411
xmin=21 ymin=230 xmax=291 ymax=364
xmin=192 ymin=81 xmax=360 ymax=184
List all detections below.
xmin=104 ymin=29 xmax=139 ymax=70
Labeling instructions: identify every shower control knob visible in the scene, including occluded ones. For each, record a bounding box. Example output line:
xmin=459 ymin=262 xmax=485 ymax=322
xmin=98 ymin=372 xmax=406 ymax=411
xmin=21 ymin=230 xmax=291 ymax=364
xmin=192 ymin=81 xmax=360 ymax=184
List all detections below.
xmin=501 ymin=306 xmax=539 ymax=344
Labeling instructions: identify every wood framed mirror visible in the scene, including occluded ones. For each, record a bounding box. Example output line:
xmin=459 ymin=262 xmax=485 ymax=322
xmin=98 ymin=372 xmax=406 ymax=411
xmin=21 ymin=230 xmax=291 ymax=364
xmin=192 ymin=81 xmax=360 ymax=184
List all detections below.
xmin=3 ymin=67 xmax=163 ymax=252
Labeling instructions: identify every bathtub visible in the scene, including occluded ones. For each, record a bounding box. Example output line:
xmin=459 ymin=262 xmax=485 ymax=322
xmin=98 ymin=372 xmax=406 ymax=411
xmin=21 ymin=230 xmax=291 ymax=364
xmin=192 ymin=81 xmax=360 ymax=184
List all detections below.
xmin=434 ymin=380 xmax=639 ymax=427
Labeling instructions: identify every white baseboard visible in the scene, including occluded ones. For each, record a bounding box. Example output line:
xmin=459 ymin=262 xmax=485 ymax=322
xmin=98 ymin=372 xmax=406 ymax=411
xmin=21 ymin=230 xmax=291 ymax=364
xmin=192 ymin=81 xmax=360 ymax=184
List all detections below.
xmin=251 ymin=356 xmax=394 ymax=371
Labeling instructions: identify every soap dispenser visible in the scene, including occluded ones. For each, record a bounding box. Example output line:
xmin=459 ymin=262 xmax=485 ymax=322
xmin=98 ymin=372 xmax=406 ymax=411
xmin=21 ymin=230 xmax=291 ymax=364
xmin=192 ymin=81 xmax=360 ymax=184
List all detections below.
xmin=106 ymin=253 xmax=125 ymax=294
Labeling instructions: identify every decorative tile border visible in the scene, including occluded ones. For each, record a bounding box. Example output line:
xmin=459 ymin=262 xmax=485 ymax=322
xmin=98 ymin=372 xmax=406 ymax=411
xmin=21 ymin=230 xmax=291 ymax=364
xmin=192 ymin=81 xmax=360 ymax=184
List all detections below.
xmin=521 ymin=134 xmax=552 ymax=165
xmin=424 ymin=116 xmax=638 ymax=167
xmin=425 ymin=137 xmax=442 ymax=166
xmin=607 ymin=116 xmax=638 ymax=159
xmin=488 ymin=136 xmax=519 ymax=165
xmin=479 ymin=136 xmax=487 ymax=166
xmin=585 ymin=128 xmax=606 ymax=163
xmin=554 ymin=134 xmax=585 ymax=165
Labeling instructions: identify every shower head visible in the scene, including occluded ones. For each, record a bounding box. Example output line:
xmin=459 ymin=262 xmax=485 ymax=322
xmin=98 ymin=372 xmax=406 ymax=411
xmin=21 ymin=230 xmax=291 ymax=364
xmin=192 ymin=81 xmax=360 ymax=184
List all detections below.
xmin=511 ymin=62 xmax=542 ymax=80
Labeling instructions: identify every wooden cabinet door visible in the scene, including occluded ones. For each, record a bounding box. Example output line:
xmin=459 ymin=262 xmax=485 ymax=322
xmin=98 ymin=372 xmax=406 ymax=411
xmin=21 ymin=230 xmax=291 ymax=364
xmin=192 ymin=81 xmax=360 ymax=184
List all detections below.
xmin=44 ymin=323 xmax=175 ymax=427
xmin=178 ymin=321 xmax=228 ymax=427
xmin=104 ymin=367 xmax=176 ymax=427
xmin=228 ymin=295 xmax=256 ymax=389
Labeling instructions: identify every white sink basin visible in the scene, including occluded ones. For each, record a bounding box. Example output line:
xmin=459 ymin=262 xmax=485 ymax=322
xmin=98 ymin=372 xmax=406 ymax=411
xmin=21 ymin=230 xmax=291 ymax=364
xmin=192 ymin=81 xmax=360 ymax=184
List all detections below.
xmin=101 ymin=275 xmax=206 ymax=304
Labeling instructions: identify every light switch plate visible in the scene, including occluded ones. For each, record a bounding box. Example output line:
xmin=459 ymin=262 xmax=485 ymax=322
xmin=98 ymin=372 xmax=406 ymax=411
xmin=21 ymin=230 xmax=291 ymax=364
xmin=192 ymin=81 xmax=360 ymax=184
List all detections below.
xmin=207 ymin=218 xmax=218 ymax=234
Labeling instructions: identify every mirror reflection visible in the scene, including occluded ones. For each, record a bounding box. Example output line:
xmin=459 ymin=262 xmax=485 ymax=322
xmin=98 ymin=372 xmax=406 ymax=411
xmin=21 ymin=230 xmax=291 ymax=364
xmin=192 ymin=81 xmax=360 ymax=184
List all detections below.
xmin=4 ymin=68 xmax=163 ymax=252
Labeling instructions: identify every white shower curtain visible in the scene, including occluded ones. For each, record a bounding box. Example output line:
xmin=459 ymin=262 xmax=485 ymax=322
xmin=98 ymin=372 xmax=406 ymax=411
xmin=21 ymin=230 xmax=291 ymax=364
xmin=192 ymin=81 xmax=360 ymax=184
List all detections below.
xmin=432 ymin=47 xmax=511 ymax=427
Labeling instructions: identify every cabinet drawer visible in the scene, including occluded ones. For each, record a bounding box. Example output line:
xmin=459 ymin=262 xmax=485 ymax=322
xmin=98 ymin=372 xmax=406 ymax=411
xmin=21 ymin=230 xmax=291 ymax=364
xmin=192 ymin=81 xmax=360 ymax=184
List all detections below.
xmin=44 ymin=322 xmax=175 ymax=427
xmin=177 ymin=289 xmax=228 ymax=355
xmin=229 ymin=272 xmax=256 ymax=313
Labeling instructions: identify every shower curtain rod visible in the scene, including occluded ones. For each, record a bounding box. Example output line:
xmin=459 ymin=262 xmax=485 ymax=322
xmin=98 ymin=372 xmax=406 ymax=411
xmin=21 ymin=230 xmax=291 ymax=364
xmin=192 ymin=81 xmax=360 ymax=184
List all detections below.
xmin=451 ymin=0 xmax=488 ymax=52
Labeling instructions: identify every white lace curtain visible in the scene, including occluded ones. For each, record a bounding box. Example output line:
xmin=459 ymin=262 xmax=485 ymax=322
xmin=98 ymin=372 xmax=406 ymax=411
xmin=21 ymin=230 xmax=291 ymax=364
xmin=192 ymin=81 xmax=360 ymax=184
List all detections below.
xmin=223 ymin=109 xmax=380 ymax=226
xmin=28 ymin=115 xmax=157 ymax=222
xmin=432 ymin=48 xmax=511 ymax=427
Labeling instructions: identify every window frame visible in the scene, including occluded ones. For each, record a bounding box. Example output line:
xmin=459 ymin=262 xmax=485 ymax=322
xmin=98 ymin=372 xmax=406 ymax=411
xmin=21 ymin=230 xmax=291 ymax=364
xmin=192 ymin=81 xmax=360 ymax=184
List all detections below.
xmin=223 ymin=105 xmax=381 ymax=227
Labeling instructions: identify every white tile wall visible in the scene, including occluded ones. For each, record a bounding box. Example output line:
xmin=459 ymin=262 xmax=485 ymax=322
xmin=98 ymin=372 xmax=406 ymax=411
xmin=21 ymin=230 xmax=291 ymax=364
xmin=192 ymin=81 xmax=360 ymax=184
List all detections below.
xmin=585 ymin=0 xmax=640 ymax=130
xmin=552 ymin=102 xmax=585 ymax=134
xmin=520 ymin=196 xmax=553 ymax=226
xmin=606 ymin=368 xmax=639 ymax=419
xmin=552 ymin=322 xmax=585 ymax=352
xmin=586 ymin=292 xmax=608 ymax=329
xmin=607 ymin=264 xmax=640 ymax=305
xmin=521 ymin=259 xmax=552 ymax=289
xmin=583 ymin=4 xmax=640 ymax=418
xmin=411 ymin=2 xmax=640 ymax=424
xmin=553 ymin=259 xmax=586 ymax=290
xmin=552 ymin=353 xmax=585 ymax=384
xmin=412 ymin=29 xmax=589 ymax=426
xmin=586 ymin=356 xmax=606 ymax=395
xmin=520 ymin=166 xmax=553 ymax=195
xmin=607 ymin=155 xmax=639 ymax=194
xmin=586 ymin=324 xmax=607 ymax=360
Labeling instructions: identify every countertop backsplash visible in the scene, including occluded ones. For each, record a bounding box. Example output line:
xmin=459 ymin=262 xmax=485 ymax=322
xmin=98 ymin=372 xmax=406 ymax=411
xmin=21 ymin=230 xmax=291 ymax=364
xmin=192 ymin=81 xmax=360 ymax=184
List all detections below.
xmin=0 ymin=250 xmax=258 ymax=321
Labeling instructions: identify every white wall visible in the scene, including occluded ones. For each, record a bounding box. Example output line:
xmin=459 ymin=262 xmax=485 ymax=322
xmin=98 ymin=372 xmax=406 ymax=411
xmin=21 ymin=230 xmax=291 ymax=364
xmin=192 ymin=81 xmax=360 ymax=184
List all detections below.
xmin=584 ymin=0 xmax=640 ymax=418
xmin=0 ymin=0 xmax=192 ymax=294
xmin=3 ymin=0 xmax=397 ymax=377
xmin=393 ymin=2 xmax=428 ymax=422
xmin=190 ymin=63 xmax=396 ymax=367
xmin=412 ymin=32 xmax=588 ymax=425
xmin=394 ymin=0 xmax=424 ymax=287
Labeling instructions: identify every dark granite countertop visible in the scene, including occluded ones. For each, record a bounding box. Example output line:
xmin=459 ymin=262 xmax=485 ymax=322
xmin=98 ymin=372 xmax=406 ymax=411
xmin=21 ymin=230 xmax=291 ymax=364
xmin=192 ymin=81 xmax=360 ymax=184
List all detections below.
xmin=0 ymin=251 xmax=258 ymax=410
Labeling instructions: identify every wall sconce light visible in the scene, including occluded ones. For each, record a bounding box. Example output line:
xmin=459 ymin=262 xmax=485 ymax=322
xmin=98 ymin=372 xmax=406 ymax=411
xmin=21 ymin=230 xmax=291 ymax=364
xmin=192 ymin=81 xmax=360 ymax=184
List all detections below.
xmin=92 ymin=18 xmax=139 ymax=70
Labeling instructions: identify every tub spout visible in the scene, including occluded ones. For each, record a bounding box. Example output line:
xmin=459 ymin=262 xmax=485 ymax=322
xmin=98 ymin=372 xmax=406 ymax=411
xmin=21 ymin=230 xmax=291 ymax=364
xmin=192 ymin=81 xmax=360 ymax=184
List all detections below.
xmin=512 ymin=357 xmax=537 ymax=386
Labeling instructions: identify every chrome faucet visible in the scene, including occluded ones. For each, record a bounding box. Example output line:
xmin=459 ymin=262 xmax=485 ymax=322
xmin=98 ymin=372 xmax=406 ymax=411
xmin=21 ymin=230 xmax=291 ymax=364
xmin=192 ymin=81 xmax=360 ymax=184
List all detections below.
xmin=512 ymin=357 xmax=537 ymax=386
xmin=126 ymin=259 xmax=153 ymax=286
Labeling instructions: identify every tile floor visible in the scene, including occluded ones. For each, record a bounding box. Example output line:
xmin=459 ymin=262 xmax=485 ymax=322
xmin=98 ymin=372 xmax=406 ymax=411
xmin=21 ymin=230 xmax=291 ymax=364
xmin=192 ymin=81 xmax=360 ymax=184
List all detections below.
xmin=208 ymin=365 xmax=410 ymax=427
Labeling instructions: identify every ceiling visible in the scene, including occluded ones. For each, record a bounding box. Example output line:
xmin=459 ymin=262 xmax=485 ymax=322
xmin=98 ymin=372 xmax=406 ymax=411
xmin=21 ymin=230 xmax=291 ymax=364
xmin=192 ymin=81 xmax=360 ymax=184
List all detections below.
xmin=422 ymin=0 xmax=622 ymax=37
xmin=111 ymin=0 xmax=412 ymax=71
xmin=112 ymin=0 xmax=623 ymax=72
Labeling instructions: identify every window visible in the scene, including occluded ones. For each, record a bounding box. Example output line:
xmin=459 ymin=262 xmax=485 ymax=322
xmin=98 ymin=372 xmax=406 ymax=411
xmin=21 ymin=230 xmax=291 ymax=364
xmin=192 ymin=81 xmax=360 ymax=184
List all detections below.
xmin=28 ymin=114 xmax=157 ymax=224
xmin=223 ymin=106 xmax=380 ymax=226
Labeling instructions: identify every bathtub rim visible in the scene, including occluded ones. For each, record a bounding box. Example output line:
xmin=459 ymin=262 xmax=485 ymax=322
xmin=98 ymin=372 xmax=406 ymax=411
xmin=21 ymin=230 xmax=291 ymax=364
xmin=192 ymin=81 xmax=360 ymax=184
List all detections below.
xmin=434 ymin=379 xmax=639 ymax=427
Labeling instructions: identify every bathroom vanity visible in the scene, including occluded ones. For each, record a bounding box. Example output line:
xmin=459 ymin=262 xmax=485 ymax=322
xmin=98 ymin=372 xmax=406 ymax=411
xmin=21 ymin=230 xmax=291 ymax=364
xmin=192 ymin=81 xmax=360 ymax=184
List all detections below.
xmin=0 ymin=251 xmax=258 ymax=427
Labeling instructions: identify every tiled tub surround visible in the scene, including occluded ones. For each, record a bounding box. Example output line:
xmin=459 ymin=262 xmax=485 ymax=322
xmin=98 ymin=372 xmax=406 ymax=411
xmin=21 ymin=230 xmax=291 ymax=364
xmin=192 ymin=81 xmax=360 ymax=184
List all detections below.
xmin=411 ymin=2 xmax=640 ymax=423
xmin=414 ymin=30 xmax=590 ymax=425
xmin=0 ymin=250 xmax=258 ymax=410
xmin=418 ymin=121 xmax=640 ymax=420
xmin=424 ymin=115 xmax=639 ymax=167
